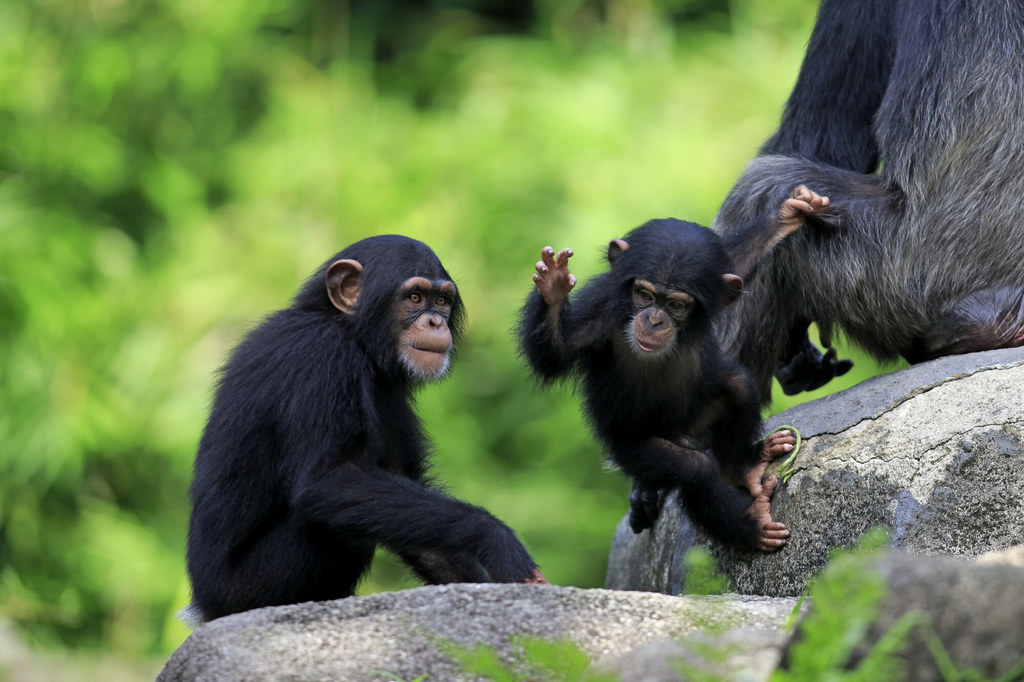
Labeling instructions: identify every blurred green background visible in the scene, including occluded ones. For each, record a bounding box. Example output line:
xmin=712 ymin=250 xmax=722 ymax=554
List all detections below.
xmin=0 ymin=0 xmax=901 ymax=676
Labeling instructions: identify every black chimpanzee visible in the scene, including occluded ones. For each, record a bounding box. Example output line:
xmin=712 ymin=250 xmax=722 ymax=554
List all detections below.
xmin=714 ymin=1 xmax=1024 ymax=404
xmin=518 ymin=187 xmax=829 ymax=545
xmin=186 ymin=235 xmax=544 ymax=622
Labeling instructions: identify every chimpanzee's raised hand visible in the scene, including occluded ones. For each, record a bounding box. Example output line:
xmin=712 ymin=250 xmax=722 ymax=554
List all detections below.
xmin=533 ymin=246 xmax=576 ymax=308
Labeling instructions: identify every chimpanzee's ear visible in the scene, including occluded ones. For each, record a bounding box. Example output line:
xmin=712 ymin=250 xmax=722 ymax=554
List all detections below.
xmin=722 ymin=273 xmax=744 ymax=305
xmin=607 ymin=239 xmax=630 ymax=265
xmin=326 ymin=259 xmax=364 ymax=314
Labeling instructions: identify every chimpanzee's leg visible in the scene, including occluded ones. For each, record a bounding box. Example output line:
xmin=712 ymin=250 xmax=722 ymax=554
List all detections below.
xmin=908 ymin=287 xmax=1024 ymax=362
xmin=615 ymin=439 xmax=788 ymax=551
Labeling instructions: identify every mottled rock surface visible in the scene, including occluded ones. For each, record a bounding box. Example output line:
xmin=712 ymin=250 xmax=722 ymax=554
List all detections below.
xmin=158 ymin=584 xmax=798 ymax=682
xmin=607 ymin=347 xmax=1024 ymax=596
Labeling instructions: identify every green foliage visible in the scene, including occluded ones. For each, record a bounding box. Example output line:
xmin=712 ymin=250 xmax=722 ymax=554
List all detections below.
xmin=773 ymin=527 xmax=908 ymax=682
xmin=777 ymin=528 xmax=1024 ymax=681
xmin=442 ymin=635 xmax=617 ymax=682
xmin=0 ymin=0 xmax=891 ymax=668
xmin=681 ymin=546 xmax=731 ymax=596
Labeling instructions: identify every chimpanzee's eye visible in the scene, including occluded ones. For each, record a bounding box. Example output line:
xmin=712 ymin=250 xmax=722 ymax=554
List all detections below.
xmin=635 ymin=289 xmax=655 ymax=304
xmin=435 ymin=295 xmax=447 ymax=307
xmin=409 ymin=292 xmax=422 ymax=304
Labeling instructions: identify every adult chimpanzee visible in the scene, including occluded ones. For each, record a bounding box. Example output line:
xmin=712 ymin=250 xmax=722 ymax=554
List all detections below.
xmin=186 ymin=235 xmax=544 ymax=622
xmin=714 ymin=0 xmax=1024 ymax=404
xmin=518 ymin=187 xmax=829 ymax=545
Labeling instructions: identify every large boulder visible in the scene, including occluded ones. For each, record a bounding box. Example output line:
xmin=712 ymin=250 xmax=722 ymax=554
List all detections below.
xmin=782 ymin=553 xmax=1024 ymax=681
xmin=157 ymin=553 xmax=1024 ymax=681
xmin=606 ymin=347 xmax=1024 ymax=596
xmin=157 ymin=584 xmax=798 ymax=682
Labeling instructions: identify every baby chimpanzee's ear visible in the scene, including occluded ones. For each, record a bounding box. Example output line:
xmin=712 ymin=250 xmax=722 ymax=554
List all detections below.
xmin=607 ymin=239 xmax=630 ymax=265
xmin=722 ymin=273 xmax=744 ymax=304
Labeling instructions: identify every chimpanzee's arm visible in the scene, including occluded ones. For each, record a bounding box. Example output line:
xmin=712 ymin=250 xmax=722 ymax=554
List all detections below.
xmin=295 ymin=464 xmax=540 ymax=584
xmin=398 ymin=549 xmax=491 ymax=584
xmin=519 ymin=246 xmax=604 ymax=379
xmin=624 ymin=435 xmax=715 ymax=534
xmin=714 ymin=157 xmax=895 ymax=401
xmin=519 ymin=288 xmax=577 ymax=380
xmin=714 ymin=0 xmax=896 ymax=400
xmin=722 ymin=185 xmax=831 ymax=280
xmin=762 ymin=0 xmax=897 ymax=171
xmin=612 ymin=437 xmax=718 ymax=489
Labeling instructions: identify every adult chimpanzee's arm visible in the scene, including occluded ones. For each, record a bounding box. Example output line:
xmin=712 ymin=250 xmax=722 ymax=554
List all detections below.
xmin=762 ymin=0 xmax=897 ymax=171
xmin=294 ymin=464 xmax=540 ymax=584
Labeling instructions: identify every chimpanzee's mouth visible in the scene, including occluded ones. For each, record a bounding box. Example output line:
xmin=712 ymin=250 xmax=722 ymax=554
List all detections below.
xmin=409 ymin=344 xmax=449 ymax=355
xmin=634 ymin=337 xmax=668 ymax=353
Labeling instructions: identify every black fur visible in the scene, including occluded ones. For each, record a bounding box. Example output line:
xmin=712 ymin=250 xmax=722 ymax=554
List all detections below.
xmin=186 ymin=235 xmax=538 ymax=621
xmin=715 ymin=0 xmax=1024 ymax=403
xmin=518 ymin=220 xmax=775 ymax=547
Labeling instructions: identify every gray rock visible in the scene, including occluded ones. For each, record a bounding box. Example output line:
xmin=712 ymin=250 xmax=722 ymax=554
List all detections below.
xmin=783 ymin=554 xmax=1024 ymax=681
xmin=607 ymin=347 xmax=1024 ymax=596
xmin=598 ymin=629 xmax=788 ymax=682
xmin=157 ymin=584 xmax=799 ymax=681
xmin=977 ymin=544 xmax=1024 ymax=567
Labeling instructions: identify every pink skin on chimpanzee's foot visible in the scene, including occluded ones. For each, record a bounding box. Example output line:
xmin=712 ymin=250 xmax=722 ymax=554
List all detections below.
xmin=743 ymin=429 xmax=796 ymax=497
xmin=749 ymin=475 xmax=789 ymax=552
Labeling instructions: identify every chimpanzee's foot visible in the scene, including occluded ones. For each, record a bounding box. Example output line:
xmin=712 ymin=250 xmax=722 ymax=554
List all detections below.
xmin=907 ymin=286 xmax=1024 ymax=363
xmin=749 ymin=475 xmax=789 ymax=552
xmin=776 ymin=339 xmax=853 ymax=395
xmin=743 ymin=430 xmax=796 ymax=497
xmin=628 ymin=480 xmax=665 ymax=534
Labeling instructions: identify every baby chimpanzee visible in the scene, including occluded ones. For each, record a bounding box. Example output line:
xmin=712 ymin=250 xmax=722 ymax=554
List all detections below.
xmin=518 ymin=187 xmax=829 ymax=550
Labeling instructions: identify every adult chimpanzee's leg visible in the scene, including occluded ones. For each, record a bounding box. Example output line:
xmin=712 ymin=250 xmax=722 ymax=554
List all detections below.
xmin=909 ymin=287 xmax=1024 ymax=362
xmin=775 ymin=319 xmax=854 ymax=395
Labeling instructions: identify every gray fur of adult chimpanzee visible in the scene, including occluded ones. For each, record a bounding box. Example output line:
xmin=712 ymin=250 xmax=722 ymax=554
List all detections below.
xmin=713 ymin=1 xmax=1024 ymax=403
